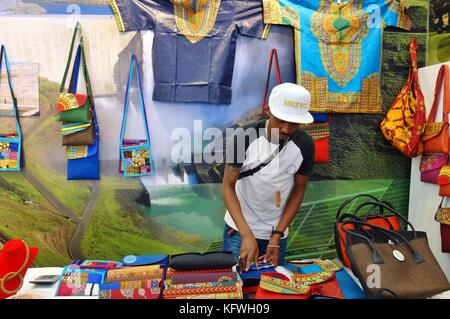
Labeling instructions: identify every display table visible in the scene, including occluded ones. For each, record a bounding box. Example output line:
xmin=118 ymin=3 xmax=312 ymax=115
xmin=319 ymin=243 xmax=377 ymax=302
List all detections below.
xmin=11 ymin=267 xmax=450 ymax=299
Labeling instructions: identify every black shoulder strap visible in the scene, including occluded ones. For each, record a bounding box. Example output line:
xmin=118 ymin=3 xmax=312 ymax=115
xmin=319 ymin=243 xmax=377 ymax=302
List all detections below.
xmin=238 ymin=140 xmax=286 ymax=179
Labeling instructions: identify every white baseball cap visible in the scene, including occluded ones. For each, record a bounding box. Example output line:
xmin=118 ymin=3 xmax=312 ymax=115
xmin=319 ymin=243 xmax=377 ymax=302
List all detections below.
xmin=268 ymin=83 xmax=314 ymax=124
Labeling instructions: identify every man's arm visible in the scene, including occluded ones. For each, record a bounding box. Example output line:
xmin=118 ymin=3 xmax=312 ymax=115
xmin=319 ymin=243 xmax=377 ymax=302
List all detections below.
xmin=260 ymin=174 xmax=309 ymax=265
xmin=222 ymin=164 xmax=259 ymax=271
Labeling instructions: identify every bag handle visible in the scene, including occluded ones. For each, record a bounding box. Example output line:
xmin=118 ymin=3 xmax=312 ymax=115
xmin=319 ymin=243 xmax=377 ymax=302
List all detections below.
xmin=426 ymin=64 xmax=450 ymax=123
xmin=261 ymin=49 xmax=281 ymax=116
xmin=120 ymin=54 xmax=150 ymax=145
xmin=336 ymin=194 xmax=389 ymax=220
xmin=341 ymin=219 xmax=425 ymax=265
xmin=349 ymin=201 xmax=416 ymax=236
xmin=407 ymin=37 xmax=419 ymax=89
xmin=0 ymin=45 xmax=21 ymax=137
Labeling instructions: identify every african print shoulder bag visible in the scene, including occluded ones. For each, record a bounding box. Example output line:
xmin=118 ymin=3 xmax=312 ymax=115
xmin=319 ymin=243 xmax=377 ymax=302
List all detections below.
xmin=119 ymin=55 xmax=154 ymax=177
xmin=0 ymin=45 xmax=23 ymax=172
xmin=422 ymin=64 xmax=450 ymax=154
xmin=380 ymin=37 xmax=426 ymax=157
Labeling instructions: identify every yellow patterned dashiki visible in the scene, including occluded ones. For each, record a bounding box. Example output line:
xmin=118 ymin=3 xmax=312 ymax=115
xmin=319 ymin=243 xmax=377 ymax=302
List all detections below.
xmin=262 ymin=0 xmax=412 ymax=113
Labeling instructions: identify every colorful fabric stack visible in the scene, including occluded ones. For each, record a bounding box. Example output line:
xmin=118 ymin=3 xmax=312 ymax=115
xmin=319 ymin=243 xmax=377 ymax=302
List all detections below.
xmin=56 ymin=22 xmax=99 ymax=180
xmin=162 ymin=252 xmax=241 ymax=299
xmin=237 ymin=263 xmax=276 ymax=294
xmin=99 ymin=265 xmax=165 ymax=299
xmin=55 ymin=257 xmax=168 ymax=299
xmin=54 ymin=260 xmax=119 ymax=297
xmin=164 ymin=268 xmax=243 ymax=299
xmin=284 ymin=258 xmax=366 ymax=299
xmin=255 ymin=258 xmax=346 ymax=299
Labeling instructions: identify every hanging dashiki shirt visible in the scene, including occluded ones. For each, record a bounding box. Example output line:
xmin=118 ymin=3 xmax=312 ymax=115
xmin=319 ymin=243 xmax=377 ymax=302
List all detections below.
xmin=262 ymin=0 xmax=412 ymax=113
xmin=110 ymin=0 xmax=270 ymax=104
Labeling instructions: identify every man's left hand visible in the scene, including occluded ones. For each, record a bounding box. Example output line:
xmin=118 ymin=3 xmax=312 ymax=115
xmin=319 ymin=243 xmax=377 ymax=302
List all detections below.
xmin=258 ymin=236 xmax=281 ymax=266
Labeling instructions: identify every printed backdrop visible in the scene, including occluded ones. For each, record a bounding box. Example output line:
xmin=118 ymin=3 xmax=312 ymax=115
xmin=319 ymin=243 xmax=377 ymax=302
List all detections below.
xmin=0 ymin=0 xmax=432 ymax=266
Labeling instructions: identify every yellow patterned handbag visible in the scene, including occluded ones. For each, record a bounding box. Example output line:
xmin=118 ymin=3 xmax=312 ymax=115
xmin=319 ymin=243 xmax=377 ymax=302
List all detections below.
xmin=380 ymin=37 xmax=426 ymax=157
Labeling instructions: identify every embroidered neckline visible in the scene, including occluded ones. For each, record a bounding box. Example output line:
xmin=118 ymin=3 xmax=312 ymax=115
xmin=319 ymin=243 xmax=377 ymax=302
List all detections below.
xmin=311 ymin=0 xmax=369 ymax=88
xmin=173 ymin=0 xmax=221 ymax=44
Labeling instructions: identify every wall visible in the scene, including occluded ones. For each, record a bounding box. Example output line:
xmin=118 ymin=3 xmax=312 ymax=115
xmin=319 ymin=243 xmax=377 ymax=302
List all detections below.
xmin=409 ymin=61 xmax=450 ymax=281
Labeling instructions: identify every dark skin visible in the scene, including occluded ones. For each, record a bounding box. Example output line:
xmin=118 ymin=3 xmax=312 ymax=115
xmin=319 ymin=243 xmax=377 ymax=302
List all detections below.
xmin=222 ymin=107 xmax=310 ymax=272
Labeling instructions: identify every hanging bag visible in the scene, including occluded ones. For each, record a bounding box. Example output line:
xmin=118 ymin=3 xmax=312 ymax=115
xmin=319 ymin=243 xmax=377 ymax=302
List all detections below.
xmin=66 ymin=109 xmax=99 ymax=180
xmin=0 ymin=45 xmax=23 ymax=172
xmin=380 ymin=37 xmax=426 ymax=157
xmin=435 ymin=198 xmax=450 ymax=253
xmin=420 ymin=153 xmax=447 ymax=184
xmin=119 ymin=55 xmax=154 ymax=177
xmin=61 ymin=37 xmax=95 ymax=146
xmin=57 ymin=22 xmax=92 ymax=124
xmin=422 ymin=64 xmax=450 ymax=153
xmin=260 ymin=49 xmax=330 ymax=163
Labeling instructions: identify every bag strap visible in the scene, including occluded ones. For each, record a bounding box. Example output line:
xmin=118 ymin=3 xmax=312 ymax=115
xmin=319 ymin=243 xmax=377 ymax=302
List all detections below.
xmin=59 ymin=23 xmax=93 ymax=99
xmin=0 ymin=45 xmax=21 ymax=136
xmin=238 ymin=138 xmax=287 ymax=179
xmin=407 ymin=37 xmax=419 ymax=87
xmin=80 ymin=37 xmax=94 ymax=100
xmin=261 ymin=49 xmax=281 ymax=116
xmin=68 ymin=45 xmax=82 ymax=94
xmin=60 ymin=22 xmax=81 ymax=93
xmin=341 ymin=219 xmax=425 ymax=265
xmin=120 ymin=54 xmax=150 ymax=145
xmin=427 ymin=64 xmax=450 ymax=123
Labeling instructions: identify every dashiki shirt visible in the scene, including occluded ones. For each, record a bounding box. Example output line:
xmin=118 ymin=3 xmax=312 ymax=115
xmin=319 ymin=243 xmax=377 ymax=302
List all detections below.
xmin=110 ymin=0 xmax=270 ymax=104
xmin=262 ymin=0 xmax=412 ymax=113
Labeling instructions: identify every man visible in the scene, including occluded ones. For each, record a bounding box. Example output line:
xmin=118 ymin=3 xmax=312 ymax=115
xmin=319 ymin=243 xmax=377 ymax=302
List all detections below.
xmin=222 ymin=82 xmax=315 ymax=272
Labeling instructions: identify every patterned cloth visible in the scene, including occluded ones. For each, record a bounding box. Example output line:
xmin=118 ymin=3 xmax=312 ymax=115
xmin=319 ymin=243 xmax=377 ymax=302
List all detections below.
xmin=262 ymin=0 xmax=412 ymax=113
xmin=110 ymin=0 xmax=270 ymax=104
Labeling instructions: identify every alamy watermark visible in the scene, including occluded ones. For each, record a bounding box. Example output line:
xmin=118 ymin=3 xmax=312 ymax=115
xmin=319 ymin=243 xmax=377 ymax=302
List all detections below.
xmin=170 ymin=120 xmax=282 ymax=165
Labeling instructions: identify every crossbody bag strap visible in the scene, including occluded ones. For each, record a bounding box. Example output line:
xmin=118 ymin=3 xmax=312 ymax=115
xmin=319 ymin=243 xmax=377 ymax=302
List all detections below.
xmin=238 ymin=138 xmax=287 ymax=179
xmin=427 ymin=64 xmax=449 ymax=123
xmin=120 ymin=55 xmax=150 ymax=144
xmin=80 ymin=37 xmax=94 ymax=100
xmin=68 ymin=45 xmax=82 ymax=94
xmin=0 ymin=45 xmax=21 ymax=136
xmin=60 ymin=22 xmax=81 ymax=93
xmin=443 ymin=65 xmax=450 ymax=122
xmin=261 ymin=48 xmax=281 ymax=117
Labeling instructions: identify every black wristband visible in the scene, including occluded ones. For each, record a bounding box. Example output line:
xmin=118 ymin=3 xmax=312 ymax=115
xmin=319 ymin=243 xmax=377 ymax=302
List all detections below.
xmin=270 ymin=230 xmax=284 ymax=238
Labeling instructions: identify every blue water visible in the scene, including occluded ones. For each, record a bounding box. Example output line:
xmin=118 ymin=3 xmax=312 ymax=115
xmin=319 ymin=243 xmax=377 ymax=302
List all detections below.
xmin=24 ymin=1 xmax=113 ymax=15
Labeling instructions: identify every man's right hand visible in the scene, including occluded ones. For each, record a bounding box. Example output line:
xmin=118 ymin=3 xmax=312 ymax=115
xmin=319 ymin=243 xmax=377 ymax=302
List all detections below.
xmin=239 ymin=234 xmax=259 ymax=273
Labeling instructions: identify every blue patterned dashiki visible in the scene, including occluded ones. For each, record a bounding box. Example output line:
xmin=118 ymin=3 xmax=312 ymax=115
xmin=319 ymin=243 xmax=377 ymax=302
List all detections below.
xmin=110 ymin=0 xmax=270 ymax=104
xmin=262 ymin=0 xmax=412 ymax=113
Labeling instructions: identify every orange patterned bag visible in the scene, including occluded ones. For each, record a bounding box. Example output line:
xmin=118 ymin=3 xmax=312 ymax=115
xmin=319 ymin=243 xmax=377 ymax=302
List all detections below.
xmin=380 ymin=37 xmax=426 ymax=157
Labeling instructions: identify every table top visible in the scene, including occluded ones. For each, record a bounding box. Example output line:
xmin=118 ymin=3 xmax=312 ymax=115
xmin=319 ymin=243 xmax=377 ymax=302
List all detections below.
xmin=12 ymin=266 xmax=450 ymax=299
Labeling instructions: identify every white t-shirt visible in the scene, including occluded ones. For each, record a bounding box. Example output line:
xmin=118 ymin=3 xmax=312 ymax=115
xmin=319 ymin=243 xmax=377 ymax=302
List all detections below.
xmin=224 ymin=120 xmax=315 ymax=240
